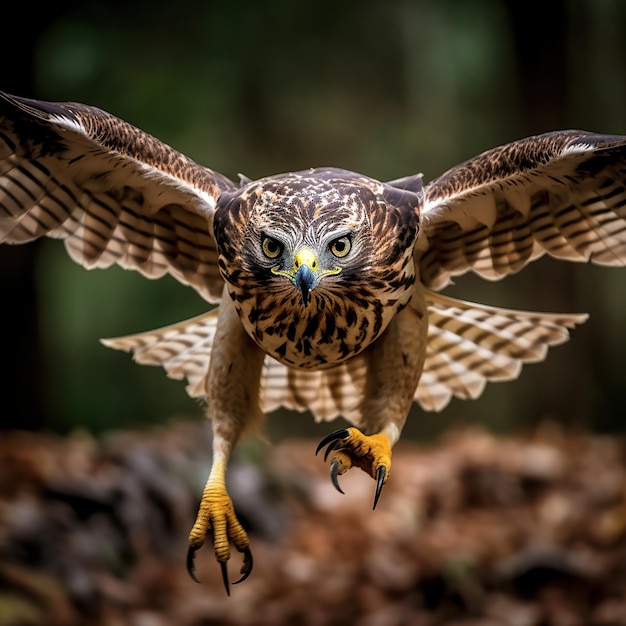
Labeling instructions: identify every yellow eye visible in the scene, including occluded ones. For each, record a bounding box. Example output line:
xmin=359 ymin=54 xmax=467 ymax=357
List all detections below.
xmin=262 ymin=235 xmax=283 ymax=259
xmin=329 ymin=235 xmax=351 ymax=258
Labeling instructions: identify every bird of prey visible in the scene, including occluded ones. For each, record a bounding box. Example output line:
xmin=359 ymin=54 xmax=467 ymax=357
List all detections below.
xmin=1 ymin=91 xmax=625 ymax=593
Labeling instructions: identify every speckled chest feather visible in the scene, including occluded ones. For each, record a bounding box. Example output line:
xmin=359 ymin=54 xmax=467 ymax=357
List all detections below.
xmin=213 ymin=168 xmax=421 ymax=368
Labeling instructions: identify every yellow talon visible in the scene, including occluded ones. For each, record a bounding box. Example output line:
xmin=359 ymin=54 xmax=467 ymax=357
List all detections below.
xmin=187 ymin=466 xmax=253 ymax=595
xmin=316 ymin=427 xmax=392 ymax=508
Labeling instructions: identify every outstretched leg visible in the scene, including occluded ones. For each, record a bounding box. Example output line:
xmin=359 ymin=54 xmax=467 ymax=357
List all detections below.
xmin=187 ymin=433 xmax=254 ymax=593
xmin=187 ymin=292 xmax=265 ymax=594
xmin=316 ymin=297 xmax=428 ymax=507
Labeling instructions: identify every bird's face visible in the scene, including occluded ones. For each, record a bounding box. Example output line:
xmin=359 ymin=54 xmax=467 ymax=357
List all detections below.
xmin=250 ymin=190 xmax=371 ymax=309
xmin=213 ymin=168 xmax=421 ymax=368
xmin=264 ymin=239 xmax=345 ymax=306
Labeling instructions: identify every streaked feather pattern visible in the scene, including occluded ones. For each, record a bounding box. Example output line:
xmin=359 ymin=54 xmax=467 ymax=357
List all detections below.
xmin=0 ymin=92 xmax=235 ymax=302
xmin=101 ymin=288 xmax=587 ymax=421
xmin=102 ymin=308 xmax=368 ymax=423
xmin=416 ymin=290 xmax=587 ymax=412
xmin=419 ymin=131 xmax=626 ymax=290
xmin=2 ymin=92 xmax=626 ymax=430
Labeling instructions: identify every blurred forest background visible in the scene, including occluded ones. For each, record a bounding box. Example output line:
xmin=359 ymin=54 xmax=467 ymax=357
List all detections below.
xmin=1 ymin=0 xmax=626 ymax=439
xmin=3 ymin=2 xmax=626 ymax=625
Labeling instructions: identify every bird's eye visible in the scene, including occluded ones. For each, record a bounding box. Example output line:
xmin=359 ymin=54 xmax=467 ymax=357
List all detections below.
xmin=261 ymin=235 xmax=283 ymax=259
xmin=329 ymin=235 xmax=351 ymax=258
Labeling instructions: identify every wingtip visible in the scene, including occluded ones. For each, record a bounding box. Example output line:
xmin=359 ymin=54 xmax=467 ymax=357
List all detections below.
xmin=0 ymin=91 xmax=79 ymax=123
xmin=99 ymin=336 xmax=131 ymax=352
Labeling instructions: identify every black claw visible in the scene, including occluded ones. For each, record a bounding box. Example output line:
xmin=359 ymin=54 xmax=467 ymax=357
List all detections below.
xmin=188 ymin=542 xmax=252 ymax=594
xmin=233 ymin=547 xmax=254 ymax=585
xmin=373 ymin=465 xmax=386 ymax=510
xmin=187 ymin=546 xmax=201 ymax=583
xmin=315 ymin=429 xmax=350 ymax=456
xmin=323 ymin=439 xmax=339 ymax=462
xmin=329 ymin=459 xmax=345 ymax=494
xmin=220 ymin=561 xmax=230 ymax=596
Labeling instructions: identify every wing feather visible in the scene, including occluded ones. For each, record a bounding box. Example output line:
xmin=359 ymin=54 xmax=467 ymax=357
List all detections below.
xmin=418 ymin=130 xmax=626 ymax=289
xmin=416 ymin=289 xmax=588 ymax=412
xmin=102 ymin=288 xmax=587 ymax=421
xmin=261 ymin=357 xmax=366 ymax=424
xmin=0 ymin=92 xmax=236 ymax=302
xmin=101 ymin=310 xmax=221 ymax=398
xmin=102 ymin=309 xmax=368 ymax=426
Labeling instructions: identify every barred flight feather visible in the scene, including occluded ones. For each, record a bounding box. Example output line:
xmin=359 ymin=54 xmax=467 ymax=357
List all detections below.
xmin=101 ymin=289 xmax=588 ymax=424
xmin=420 ymin=131 xmax=626 ymax=289
xmin=102 ymin=307 xmax=369 ymax=426
xmin=100 ymin=310 xmax=221 ymax=398
xmin=259 ymin=357 xmax=367 ymax=424
xmin=0 ymin=93 xmax=234 ymax=303
xmin=415 ymin=290 xmax=588 ymax=412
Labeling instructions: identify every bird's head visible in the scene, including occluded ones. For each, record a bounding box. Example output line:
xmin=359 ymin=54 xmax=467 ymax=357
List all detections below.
xmin=213 ymin=167 xmax=421 ymax=367
xmin=215 ymin=168 xmax=388 ymax=305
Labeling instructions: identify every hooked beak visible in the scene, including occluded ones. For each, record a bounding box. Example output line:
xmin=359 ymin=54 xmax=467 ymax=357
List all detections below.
xmin=294 ymin=263 xmax=316 ymax=306
xmin=292 ymin=248 xmax=318 ymax=306
xmin=271 ymin=247 xmax=341 ymax=306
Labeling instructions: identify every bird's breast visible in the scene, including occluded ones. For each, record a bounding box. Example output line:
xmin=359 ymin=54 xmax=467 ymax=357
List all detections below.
xmin=233 ymin=288 xmax=405 ymax=369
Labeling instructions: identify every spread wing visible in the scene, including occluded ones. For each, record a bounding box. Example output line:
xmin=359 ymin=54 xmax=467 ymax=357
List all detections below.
xmin=0 ymin=92 xmax=236 ymax=303
xmin=416 ymin=130 xmax=626 ymax=290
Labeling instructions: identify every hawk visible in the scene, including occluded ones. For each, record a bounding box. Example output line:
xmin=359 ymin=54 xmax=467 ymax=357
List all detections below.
xmin=1 ymin=91 xmax=625 ymax=592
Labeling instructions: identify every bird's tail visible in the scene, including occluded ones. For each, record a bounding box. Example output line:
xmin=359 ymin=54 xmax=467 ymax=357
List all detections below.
xmin=415 ymin=289 xmax=588 ymax=412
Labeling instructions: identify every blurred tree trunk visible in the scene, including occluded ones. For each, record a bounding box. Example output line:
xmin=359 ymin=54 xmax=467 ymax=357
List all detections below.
xmin=0 ymin=246 xmax=43 ymax=430
xmin=0 ymin=4 xmax=79 ymax=429
xmin=507 ymin=0 xmax=592 ymax=427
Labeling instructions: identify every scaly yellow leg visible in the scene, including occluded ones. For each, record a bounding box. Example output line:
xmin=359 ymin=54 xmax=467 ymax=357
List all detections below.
xmin=186 ymin=291 xmax=264 ymax=594
xmin=187 ymin=449 xmax=253 ymax=595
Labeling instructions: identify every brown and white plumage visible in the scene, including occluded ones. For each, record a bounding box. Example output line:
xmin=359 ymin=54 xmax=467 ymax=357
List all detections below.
xmin=2 ymin=91 xmax=625 ymax=592
xmin=0 ymin=93 xmax=233 ymax=301
xmin=105 ymin=290 xmax=586 ymax=417
xmin=418 ymin=131 xmax=626 ymax=289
